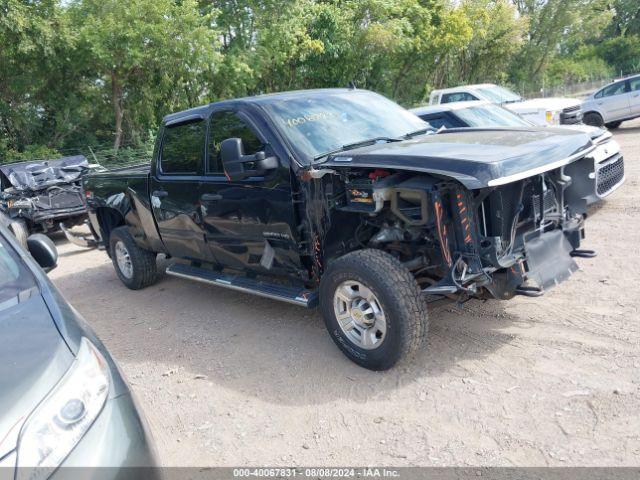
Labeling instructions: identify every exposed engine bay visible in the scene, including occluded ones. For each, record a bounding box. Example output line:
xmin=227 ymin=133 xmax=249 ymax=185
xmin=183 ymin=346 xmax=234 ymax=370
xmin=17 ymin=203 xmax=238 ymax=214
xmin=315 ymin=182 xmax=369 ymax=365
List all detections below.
xmin=301 ymin=155 xmax=595 ymax=302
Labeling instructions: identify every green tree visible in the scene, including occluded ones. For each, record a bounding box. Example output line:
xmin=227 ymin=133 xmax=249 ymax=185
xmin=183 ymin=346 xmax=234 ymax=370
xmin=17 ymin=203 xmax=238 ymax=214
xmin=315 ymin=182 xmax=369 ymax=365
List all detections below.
xmin=70 ymin=0 xmax=221 ymax=149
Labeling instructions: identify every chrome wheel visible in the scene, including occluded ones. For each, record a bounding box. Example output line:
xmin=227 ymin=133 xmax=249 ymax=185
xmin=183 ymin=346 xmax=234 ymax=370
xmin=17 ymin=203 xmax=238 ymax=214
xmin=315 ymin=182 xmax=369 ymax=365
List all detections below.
xmin=114 ymin=241 xmax=133 ymax=279
xmin=333 ymin=280 xmax=387 ymax=350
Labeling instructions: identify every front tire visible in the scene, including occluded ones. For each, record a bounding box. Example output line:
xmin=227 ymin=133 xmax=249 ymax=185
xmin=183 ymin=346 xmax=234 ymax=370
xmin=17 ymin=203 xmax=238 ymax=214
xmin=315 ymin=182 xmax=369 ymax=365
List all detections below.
xmin=109 ymin=226 xmax=158 ymax=290
xmin=583 ymin=112 xmax=604 ymax=127
xmin=319 ymin=249 xmax=428 ymax=370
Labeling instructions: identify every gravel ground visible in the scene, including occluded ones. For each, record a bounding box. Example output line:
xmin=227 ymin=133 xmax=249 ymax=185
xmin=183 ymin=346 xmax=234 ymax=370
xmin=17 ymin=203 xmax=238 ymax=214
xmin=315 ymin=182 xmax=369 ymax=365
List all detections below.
xmin=49 ymin=121 xmax=640 ymax=467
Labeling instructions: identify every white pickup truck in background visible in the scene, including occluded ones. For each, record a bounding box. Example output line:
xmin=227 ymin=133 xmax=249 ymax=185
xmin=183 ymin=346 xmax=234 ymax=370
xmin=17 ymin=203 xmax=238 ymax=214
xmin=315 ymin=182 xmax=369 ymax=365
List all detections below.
xmin=428 ymin=83 xmax=583 ymax=126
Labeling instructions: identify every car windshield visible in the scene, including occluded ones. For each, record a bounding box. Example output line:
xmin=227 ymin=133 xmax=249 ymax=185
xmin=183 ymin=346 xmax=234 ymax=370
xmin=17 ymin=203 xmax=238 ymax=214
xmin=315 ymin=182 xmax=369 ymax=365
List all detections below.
xmin=477 ymin=86 xmax=522 ymax=104
xmin=260 ymin=90 xmax=429 ymax=162
xmin=454 ymin=103 xmax=532 ymax=127
xmin=0 ymin=233 xmax=37 ymax=308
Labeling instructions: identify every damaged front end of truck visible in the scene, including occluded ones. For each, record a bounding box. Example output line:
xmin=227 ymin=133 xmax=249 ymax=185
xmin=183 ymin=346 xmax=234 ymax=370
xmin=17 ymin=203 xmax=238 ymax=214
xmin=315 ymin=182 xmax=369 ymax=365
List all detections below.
xmin=300 ymin=128 xmax=597 ymax=303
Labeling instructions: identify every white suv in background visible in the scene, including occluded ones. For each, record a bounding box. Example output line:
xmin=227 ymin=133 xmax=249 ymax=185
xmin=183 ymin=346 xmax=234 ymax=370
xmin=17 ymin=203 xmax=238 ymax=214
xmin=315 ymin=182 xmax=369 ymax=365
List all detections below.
xmin=582 ymin=74 xmax=640 ymax=129
xmin=428 ymin=83 xmax=583 ymax=126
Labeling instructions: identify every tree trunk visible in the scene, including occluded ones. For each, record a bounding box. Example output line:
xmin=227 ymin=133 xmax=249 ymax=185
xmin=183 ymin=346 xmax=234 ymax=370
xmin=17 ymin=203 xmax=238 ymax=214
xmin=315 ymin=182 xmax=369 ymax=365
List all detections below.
xmin=111 ymin=71 xmax=124 ymax=151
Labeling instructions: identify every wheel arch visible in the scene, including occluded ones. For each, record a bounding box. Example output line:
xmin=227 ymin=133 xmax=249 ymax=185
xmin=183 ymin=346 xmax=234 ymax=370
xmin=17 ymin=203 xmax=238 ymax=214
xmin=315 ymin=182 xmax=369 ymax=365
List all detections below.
xmin=94 ymin=207 xmax=126 ymax=251
xmin=583 ymin=110 xmax=604 ymax=120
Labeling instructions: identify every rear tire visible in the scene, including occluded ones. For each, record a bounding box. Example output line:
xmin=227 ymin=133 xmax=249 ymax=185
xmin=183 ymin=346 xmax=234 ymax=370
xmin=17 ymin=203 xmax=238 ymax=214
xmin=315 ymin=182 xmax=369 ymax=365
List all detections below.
xmin=583 ymin=112 xmax=604 ymax=127
xmin=109 ymin=226 xmax=158 ymax=290
xmin=319 ymin=249 xmax=428 ymax=370
xmin=8 ymin=219 xmax=29 ymax=248
xmin=605 ymin=121 xmax=622 ymax=129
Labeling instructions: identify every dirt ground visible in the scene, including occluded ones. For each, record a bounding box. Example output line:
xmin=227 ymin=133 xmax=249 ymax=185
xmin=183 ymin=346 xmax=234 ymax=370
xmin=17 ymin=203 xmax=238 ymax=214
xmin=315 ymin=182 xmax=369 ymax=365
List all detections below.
xmin=49 ymin=121 xmax=640 ymax=467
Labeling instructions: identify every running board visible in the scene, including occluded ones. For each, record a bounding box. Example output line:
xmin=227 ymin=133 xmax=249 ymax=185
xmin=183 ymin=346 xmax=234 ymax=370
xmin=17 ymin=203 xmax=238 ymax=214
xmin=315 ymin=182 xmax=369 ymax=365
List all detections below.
xmin=165 ymin=263 xmax=319 ymax=308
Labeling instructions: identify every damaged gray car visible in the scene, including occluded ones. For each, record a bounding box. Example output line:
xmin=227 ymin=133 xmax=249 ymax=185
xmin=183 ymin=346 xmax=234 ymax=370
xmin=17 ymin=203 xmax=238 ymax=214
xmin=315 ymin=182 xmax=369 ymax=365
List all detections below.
xmin=0 ymin=155 xmax=96 ymax=247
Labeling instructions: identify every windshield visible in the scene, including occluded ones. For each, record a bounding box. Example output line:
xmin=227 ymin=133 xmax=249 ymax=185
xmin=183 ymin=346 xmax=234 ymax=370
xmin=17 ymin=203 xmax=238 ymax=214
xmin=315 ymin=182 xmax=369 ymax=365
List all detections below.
xmin=477 ymin=86 xmax=522 ymax=104
xmin=261 ymin=90 xmax=428 ymax=162
xmin=455 ymin=103 xmax=532 ymax=127
xmin=0 ymin=233 xmax=37 ymax=308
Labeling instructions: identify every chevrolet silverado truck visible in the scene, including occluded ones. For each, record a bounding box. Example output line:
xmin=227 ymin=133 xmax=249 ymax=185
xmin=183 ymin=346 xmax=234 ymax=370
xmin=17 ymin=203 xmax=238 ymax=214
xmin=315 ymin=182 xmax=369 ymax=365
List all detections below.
xmin=83 ymin=88 xmax=599 ymax=370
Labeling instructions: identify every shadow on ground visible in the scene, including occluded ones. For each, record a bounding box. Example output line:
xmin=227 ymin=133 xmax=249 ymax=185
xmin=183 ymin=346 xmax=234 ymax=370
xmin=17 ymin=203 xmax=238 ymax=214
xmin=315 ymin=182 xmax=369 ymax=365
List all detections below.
xmin=52 ymin=255 xmax=521 ymax=406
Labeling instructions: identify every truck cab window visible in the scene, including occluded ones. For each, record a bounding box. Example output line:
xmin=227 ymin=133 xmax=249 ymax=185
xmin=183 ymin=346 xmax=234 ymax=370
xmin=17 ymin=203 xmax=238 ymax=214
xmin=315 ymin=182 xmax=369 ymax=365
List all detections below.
xmin=441 ymin=92 xmax=477 ymax=103
xmin=160 ymin=120 xmax=205 ymax=174
xmin=208 ymin=111 xmax=264 ymax=174
xmin=419 ymin=114 xmax=456 ymax=129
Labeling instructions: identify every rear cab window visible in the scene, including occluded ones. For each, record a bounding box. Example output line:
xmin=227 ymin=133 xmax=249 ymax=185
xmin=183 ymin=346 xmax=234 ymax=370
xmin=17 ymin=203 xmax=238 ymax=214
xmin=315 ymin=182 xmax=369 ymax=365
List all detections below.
xmin=441 ymin=92 xmax=478 ymax=103
xmin=159 ymin=120 xmax=206 ymax=175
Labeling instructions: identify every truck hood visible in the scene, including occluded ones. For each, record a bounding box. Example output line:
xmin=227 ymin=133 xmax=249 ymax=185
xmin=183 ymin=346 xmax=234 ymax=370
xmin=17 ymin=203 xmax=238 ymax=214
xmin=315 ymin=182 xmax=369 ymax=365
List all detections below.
xmin=0 ymin=293 xmax=74 ymax=459
xmin=556 ymin=124 xmax=611 ymax=144
xmin=506 ymin=97 xmax=581 ymax=113
xmin=321 ymin=127 xmax=595 ymax=189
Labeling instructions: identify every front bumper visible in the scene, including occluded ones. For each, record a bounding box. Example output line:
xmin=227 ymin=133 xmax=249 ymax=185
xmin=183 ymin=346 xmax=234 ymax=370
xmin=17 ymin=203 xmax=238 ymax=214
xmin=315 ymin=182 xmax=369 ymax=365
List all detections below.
xmin=585 ymin=141 xmax=625 ymax=204
xmin=560 ymin=107 xmax=583 ymax=125
xmin=2 ymin=393 xmax=158 ymax=480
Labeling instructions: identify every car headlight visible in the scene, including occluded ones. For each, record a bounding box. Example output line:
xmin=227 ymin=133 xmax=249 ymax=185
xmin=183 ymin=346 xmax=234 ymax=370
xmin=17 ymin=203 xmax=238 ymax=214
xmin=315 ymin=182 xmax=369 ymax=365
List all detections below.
xmin=545 ymin=110 xmax=560 ymax=125
xmin=16 ymin=338 xmax=110 ymax=480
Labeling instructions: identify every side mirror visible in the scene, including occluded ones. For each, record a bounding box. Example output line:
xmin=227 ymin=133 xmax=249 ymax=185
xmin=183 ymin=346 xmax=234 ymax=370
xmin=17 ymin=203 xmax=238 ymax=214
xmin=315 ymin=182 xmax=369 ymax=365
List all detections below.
xmin=27 ymin=234 xmax=58 ymax=273
xmin=220 ymin=138 xmax=278 ymax=181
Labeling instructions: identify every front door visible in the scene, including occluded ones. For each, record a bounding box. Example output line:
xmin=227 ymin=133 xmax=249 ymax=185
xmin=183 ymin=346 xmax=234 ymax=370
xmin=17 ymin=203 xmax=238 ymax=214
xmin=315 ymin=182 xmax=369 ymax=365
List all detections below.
xmin=597 ymin=80 xmax=631 ymax=121
xmin=150 ymin=117 xmax=212 ymax=262
xmin=199 ymin=109 xmax=303 ymax=276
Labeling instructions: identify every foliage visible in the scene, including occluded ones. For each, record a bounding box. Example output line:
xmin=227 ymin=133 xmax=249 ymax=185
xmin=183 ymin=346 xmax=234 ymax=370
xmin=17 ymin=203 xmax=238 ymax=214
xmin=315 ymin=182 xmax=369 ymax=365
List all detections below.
xmin=0 ymin=0 xmax=636 ymax=162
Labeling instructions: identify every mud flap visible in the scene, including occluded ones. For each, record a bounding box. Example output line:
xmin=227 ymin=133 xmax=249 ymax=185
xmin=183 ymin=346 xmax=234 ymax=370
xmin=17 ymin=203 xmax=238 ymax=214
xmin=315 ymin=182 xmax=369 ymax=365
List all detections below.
xmin=524 ymin=229 xmax=578 ymax=291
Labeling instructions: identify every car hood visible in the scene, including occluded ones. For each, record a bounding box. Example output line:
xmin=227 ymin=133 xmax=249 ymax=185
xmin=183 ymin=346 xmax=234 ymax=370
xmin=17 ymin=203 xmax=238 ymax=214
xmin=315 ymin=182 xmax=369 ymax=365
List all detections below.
xmin=0 ymin=156 xmax=88 ymax=192
xmin=321 ymin=127 xmax=595 ymax=189
xmin=0 ymin=291 xmax=74 ymax=459
xmin=506 ymin=97 xmax=581 ymax=112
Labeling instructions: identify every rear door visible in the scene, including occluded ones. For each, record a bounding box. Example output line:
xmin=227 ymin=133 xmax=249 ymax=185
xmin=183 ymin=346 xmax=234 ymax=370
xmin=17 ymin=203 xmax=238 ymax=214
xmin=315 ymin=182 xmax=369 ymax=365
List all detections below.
xmin=198 ymin=108 xmax=303 ymax=276
xmin=628 ymin=76 xmax=640 ymax=116
xmin=149 ymin=117 xmax=212 ymax=262
xmin=596 ymin=80 xmax=631 ymax=121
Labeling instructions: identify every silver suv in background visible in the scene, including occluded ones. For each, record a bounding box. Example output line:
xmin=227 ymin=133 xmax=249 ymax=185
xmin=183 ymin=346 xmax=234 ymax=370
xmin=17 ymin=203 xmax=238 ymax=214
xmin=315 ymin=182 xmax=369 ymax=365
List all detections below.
xmin=582 ymin=74 xmax=640 ymax=129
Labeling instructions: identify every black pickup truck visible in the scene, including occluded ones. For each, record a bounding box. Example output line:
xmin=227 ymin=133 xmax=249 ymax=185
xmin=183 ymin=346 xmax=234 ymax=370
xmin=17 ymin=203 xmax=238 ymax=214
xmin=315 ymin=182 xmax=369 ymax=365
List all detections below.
xmin=84 ymin=88 xmax=598 ymax=370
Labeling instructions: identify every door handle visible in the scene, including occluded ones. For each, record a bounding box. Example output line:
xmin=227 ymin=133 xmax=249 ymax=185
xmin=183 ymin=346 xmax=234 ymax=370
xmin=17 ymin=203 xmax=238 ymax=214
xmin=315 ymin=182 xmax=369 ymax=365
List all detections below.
xmin=200 ymin=193 xmax=223 ymax=201
xmin=152 ymin=190 xmax=168 ymax=198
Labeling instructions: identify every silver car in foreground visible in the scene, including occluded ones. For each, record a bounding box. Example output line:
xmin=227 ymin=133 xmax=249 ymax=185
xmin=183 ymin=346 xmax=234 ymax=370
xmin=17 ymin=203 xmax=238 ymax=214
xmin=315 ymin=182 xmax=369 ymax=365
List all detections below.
xmin=0 ymin=225 xmax=158 ymax=479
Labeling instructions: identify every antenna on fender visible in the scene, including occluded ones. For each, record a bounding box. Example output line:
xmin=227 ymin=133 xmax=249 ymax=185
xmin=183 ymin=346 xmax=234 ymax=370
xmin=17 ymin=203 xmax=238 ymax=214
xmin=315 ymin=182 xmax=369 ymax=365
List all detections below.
xmin=348 ymin=81 xmax=357 ymax=90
